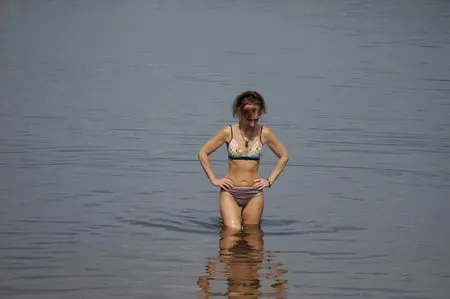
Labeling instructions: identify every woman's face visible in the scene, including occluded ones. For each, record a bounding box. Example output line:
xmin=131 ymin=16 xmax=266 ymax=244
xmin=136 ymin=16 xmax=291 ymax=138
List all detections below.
xmin=240 ymin=103 xmax=261 ymax=127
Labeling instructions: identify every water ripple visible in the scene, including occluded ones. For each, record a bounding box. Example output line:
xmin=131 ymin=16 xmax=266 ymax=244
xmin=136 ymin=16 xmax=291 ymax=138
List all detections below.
xmin=0 ymin=286 xmax=121 ymax=296
xmin=117 ymin=217 xmax=218 ymax=235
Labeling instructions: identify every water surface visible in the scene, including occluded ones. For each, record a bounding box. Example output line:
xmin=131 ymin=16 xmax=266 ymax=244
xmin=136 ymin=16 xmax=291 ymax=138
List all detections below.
xmin=1 ymin=0 xmax=450 ymax=298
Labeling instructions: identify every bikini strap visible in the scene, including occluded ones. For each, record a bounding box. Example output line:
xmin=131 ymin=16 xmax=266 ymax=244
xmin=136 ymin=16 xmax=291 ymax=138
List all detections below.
xmin=260 ymin=125 xmax=263 ymax=143
xmin=228 ymin=124 xmax=233 ymax=144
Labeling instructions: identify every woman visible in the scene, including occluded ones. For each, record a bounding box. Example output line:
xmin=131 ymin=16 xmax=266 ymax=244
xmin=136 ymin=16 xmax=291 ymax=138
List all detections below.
xmin=198 ymin=90 xmax=289 ymax=230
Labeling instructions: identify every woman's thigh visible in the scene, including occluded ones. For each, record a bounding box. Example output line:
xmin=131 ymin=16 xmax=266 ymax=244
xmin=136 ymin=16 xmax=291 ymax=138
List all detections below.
xmin=219 ymin=190 xmax=242 ymax=230
xmin=242 ymin=192 xmax=264 ymax=225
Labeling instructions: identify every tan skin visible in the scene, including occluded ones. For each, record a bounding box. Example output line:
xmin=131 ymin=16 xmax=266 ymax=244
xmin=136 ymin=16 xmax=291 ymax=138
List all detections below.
xmin=198 ymin=103 xmax=289 ymax=230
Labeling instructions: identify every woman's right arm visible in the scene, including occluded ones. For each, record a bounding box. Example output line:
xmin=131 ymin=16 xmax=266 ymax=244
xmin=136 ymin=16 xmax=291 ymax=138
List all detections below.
xmin=197 ymin=126 xmax=233 ymax=188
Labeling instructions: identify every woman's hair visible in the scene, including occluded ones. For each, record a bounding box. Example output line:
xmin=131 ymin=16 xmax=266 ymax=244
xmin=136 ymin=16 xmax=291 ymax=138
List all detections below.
xmin=232 ymin=90 xmax=267 ymax=118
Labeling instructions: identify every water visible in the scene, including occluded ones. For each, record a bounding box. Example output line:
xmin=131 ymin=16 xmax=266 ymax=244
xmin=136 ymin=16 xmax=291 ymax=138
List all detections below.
xmin=1 ymin=0 xmax=450 ymax=298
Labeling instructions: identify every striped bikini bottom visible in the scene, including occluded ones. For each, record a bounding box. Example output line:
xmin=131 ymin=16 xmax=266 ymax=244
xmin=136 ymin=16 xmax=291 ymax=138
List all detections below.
xmin=226 ymin=186 xmax=262 ymax=206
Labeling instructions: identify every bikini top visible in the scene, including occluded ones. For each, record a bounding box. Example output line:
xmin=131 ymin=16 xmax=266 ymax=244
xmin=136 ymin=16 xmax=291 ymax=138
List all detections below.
xmin=226 ymin=125 xmax=263 ymax=161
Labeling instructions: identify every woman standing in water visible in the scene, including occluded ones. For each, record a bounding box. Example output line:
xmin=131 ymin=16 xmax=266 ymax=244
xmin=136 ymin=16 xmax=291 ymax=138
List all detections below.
xmin=198 ymin=90 xmax=289 ymax=230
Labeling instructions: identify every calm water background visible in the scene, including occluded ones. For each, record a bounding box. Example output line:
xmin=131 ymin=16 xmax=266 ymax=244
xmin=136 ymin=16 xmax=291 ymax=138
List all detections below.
xmin=1 ymin=0 xmax=450 ymax=298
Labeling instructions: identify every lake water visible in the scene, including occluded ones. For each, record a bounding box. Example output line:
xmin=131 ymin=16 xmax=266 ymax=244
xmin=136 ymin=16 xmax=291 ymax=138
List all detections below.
xmin=1 ymin=0 xmax=450 ymax=298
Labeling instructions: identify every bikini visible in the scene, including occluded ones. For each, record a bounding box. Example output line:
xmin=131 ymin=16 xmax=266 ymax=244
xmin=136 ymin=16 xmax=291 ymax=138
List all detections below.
xmin=225 ymin=125 xmax=264 ymax=206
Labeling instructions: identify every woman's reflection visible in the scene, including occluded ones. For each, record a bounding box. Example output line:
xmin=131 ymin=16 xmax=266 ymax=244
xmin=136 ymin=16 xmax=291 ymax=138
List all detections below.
xmin=198 ymin=225 xmax=288 ymax=298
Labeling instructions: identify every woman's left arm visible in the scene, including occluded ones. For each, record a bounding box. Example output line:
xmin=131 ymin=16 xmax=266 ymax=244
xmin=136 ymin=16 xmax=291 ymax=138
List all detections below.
xmin=263 ymin=126 xmax=289 ymax=187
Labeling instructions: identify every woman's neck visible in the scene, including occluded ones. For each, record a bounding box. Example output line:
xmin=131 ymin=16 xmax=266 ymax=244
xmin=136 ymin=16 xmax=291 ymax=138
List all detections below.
xmin=238 ymin=122 xmax=256 ymax=136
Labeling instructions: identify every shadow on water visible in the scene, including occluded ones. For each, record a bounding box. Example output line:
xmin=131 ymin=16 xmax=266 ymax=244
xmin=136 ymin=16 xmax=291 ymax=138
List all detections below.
xmin=197 ymin=226 xmax=288 ymax=299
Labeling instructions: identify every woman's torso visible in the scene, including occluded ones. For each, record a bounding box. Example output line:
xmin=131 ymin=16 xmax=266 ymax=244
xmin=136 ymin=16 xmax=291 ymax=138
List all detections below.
xmin=225 ymin=124 xmax=264 ymax=186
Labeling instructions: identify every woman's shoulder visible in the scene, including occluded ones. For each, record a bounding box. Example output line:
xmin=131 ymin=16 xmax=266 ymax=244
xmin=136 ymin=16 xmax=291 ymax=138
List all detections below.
xmin=261 ymin=125 xmax=276 ymax=143
xmin=220 ymin=123 xmax=236 ymax=132
xmin=223 ymin=123 xmax=242 ymax=133
xmin=217 ymin=124 xmax=234 ymax=141
xmin=261 ymin=124 xmax=275 ymax=135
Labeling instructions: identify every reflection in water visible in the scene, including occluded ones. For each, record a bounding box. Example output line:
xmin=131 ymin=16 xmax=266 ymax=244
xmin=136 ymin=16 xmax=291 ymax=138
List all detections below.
xmin=198 ymin=226 xmax=288 ymax=299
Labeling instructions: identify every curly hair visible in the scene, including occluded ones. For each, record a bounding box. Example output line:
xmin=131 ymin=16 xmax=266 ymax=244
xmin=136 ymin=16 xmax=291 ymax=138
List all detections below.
xmin=232 ymin=90 xmax=267 ymax=118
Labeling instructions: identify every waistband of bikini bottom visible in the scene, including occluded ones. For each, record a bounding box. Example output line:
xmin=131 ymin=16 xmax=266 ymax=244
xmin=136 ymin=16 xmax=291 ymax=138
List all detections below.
xmin=228 ymin=186 xmax=260 ymax=192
